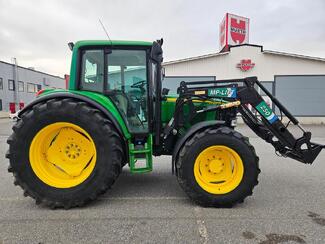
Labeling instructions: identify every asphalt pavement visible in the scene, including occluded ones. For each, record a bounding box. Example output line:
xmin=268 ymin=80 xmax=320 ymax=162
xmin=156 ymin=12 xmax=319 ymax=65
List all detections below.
xmin=0 ymin=119 xmax=324 ymax=243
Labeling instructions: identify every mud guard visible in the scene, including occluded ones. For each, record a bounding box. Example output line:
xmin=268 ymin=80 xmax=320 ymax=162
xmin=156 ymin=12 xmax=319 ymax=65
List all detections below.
xmin=172 ymin=120 xmax=225 ymax=175
xmin=19 ymin=92 xmax=124 ymax=137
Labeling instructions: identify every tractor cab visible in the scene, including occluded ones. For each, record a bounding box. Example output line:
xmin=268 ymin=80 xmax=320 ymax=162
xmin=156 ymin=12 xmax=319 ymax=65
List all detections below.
xmin=75 ymin=40 xmax=162 ymax=133
xmin=69 ymin=40 xmax=164 ymax=172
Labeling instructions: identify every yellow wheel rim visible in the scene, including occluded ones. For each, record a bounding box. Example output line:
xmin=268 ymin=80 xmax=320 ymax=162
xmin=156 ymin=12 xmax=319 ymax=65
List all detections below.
xmin=194 ymin=145 xmax=244 ymax=194
xmin=29 ymin=122 xmax=97 ymax=188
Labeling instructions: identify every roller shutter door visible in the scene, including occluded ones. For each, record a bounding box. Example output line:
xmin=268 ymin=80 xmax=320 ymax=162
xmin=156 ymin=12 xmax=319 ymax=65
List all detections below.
xmin=275 ymin=75 xmax=325 ymax=116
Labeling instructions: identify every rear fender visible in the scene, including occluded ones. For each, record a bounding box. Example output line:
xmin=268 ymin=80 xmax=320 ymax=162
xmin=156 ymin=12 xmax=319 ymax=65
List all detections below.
xmin=18 ymin=92 xmax=130 ymax=163
xmin=19 ymin=91 xmax=130 ymax=139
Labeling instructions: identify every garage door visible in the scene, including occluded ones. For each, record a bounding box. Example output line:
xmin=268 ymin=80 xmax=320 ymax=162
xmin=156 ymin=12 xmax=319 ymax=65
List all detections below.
xmin=275 ymin=75 xmax=325 ymax=116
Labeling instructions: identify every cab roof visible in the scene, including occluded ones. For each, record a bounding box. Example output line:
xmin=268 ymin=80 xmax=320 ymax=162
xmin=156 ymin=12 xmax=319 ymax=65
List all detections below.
xmin=74 ymin=40 xmax=153 ymax=49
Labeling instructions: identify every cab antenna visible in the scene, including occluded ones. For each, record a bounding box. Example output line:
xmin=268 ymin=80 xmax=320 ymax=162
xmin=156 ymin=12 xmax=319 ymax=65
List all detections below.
xmin=99 ymin=19 xmax=112 ymax=44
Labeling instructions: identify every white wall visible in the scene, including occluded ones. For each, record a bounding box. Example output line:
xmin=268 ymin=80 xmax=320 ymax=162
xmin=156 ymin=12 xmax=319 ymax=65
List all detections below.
xmin=163 ymin=45 xmax=325 ymax=81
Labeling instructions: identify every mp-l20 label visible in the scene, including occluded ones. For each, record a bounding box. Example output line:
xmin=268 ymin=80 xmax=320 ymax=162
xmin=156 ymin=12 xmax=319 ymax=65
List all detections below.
xmin=207 ymin=87 xmax=237 ymax=98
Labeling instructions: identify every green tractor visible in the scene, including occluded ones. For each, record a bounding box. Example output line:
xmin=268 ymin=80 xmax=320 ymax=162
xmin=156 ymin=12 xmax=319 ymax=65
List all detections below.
xmin=6 ymin=39 xmax=324 ymax=208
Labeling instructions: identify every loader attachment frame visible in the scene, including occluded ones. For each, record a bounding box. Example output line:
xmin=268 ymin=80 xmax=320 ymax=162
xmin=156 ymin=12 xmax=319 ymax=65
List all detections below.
xmin=164 ymin=76 xmax=324 ymax=165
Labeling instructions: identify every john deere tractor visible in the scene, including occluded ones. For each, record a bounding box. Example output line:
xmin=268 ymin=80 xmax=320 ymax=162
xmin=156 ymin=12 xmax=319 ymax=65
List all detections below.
xmin=6 ymin=39 xmax=324 ymax=208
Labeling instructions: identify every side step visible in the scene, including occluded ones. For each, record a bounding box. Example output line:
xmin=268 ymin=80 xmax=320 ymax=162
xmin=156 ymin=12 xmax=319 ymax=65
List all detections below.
xmin=128 ymin=135 xmax=153 ymax=173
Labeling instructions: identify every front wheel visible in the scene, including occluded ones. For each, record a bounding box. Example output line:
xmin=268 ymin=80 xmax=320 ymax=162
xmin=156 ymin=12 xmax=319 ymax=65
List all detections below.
xmin=176 ymin=127 xmax=260 ymax=207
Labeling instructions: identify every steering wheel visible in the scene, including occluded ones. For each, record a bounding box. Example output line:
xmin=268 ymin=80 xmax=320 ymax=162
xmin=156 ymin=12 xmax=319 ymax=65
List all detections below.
xmin=130 ymin=80 xmax=147 ymax=112
xmin=111 ymin=90 xmax=146 ymax=128
xmin=128 ymin=90 xmax=147 ymax=119
xmin=131 ymin=80 xmax=146 ymax=90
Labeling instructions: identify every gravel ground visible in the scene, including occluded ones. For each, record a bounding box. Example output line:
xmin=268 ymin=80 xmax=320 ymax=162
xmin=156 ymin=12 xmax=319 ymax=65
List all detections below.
xmin=0 ymin=119 xmax=324 ymax=243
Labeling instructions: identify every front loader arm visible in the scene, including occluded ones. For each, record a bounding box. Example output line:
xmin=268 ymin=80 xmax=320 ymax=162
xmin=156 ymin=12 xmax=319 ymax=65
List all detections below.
xmin=164 ymin=76 xmax=324 ymax=164
xmin=237 ymin=77 xmax=324 ymax=164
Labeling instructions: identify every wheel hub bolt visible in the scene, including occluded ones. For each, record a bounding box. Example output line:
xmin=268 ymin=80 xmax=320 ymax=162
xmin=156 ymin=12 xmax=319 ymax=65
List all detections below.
xmin=65 ymin=143 xmax=81 ymax=159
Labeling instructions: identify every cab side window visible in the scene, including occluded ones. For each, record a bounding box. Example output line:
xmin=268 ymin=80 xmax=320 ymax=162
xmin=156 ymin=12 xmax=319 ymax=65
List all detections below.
xmin=80 ymin=50 xmax=104 ymax=93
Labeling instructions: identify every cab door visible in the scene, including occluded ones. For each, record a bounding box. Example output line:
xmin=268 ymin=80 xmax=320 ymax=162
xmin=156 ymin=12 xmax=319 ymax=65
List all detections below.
xmin=106 ymin=49 xmax=149 ymax=134
xmin=79 ymin=48 xmax=150 ymax=135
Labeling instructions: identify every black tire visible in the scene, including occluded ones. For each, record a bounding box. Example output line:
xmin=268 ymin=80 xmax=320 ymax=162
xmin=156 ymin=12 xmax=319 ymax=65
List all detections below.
xmin=6 ymin=98 xmax=124 ymax=209
xmin=176 ymin=126 xmax=260 ymax=207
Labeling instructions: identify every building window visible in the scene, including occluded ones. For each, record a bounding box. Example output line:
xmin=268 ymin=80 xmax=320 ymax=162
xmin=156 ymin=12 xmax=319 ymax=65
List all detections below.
xmin=27 ymin=83 xmax=35 ymax=93
xmin=0 ymin=78 xmax=3 ymax=90
xmin=36 ymin=84 xmax=42 ymax=91
xmin=0 ymin=99 xmax=2 ymax=111
xmin=18 ymin=81 xmax=24 ymax=92
xmin=8 ymin=79 xmax=15 ymax=91
xmin=43 ymin=77 xmax=49 ymax=86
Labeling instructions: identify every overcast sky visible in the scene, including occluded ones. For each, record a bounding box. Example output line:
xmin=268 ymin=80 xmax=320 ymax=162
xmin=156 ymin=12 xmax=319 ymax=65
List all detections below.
xmin=0 ymin=0 xmax=324 ymax=76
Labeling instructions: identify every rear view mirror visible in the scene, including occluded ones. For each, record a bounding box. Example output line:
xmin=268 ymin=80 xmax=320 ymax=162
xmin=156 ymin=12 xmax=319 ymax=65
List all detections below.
xmin=162 ymin=88 xmax=170 ymax=96
xmin=68 ymin=42 xmax=74 ymax=51
xmin=151 ymin=39 xmax=163 ymax=63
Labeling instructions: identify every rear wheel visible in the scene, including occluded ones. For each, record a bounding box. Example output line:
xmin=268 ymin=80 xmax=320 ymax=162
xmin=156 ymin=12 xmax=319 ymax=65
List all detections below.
xmin=6 ymin=98 xmax=124 ymax=208
xmin=177 ymin=127 xmax=260 ymax=207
